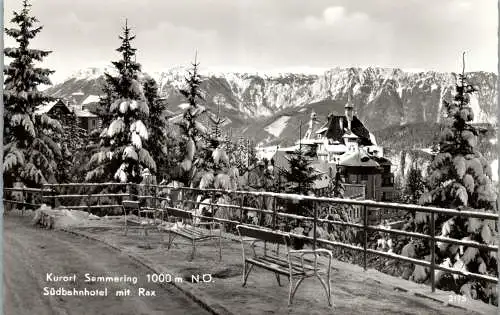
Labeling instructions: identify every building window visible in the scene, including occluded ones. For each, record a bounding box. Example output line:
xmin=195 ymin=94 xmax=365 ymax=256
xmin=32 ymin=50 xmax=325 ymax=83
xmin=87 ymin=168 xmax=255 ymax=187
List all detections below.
xmin=349 ymin=174 xmax=357 ymax=184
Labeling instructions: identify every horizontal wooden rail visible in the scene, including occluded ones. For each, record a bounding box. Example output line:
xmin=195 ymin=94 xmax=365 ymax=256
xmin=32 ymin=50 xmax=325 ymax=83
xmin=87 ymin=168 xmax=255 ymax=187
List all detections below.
xmin=44 ymin=183 xmax=129 ymax=187
xmin=162 ymin=186 xmax=498 ymax=220
xmin=57 ymin=205 xmax=122 ymax=210
xmin=3 ymin=200 xmax=42 ymax=207
xmin=296 ymin=233 xmax=498 ymax=284
xmin=43 ymin=193 xmax=129 ymax=199
xmin=3 ymin=187 xmax=46 ymax=193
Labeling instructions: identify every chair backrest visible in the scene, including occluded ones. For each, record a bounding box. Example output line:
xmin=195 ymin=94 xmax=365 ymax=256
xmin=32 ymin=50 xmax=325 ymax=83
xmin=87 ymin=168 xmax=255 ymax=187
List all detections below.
xmin=123 ymin=200 xmax=140 ymax=210
xmin=165 ymin=207 xmax=193 ymax=220
xmin=237 ymin=225 xmax=290 ymax=246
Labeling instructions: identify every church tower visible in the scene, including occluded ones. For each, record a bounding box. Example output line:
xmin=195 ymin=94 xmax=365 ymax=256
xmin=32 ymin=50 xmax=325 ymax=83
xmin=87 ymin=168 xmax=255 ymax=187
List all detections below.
xmin=343 ymin=93 xmax=359 ymax=152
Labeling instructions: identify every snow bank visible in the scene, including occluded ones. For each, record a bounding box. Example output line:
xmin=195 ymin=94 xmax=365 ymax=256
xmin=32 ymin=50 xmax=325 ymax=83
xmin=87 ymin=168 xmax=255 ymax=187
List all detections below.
xmin=32 ymin=204 xmax=100 ymax=229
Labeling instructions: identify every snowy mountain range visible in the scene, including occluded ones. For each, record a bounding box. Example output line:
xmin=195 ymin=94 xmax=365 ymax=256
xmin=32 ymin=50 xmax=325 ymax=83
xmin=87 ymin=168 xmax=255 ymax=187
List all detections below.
xmin=46 ymin=66 xmax=497 ymax=147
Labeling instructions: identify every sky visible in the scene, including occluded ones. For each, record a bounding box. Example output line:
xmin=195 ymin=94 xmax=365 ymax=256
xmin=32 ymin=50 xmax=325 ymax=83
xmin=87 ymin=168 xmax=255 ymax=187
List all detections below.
xmin=3 ymin=0 xmax=498 ymax=84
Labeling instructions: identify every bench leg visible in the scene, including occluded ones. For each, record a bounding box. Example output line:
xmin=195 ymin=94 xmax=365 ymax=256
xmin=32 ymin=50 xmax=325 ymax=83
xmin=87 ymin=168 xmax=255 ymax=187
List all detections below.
xmin=289 ymin=277 xmax=305 ymax=305
xmin=190 ymin=239 xmax=196 ymax=261
xmin=275 ymin=273 xmax=282 ymax=286
xmin=315 ymin=274 xmax=333 ymax=307
xmin=167 ymin=231 xmax=175 ymax=250
xmin=159 ymin=227 xmax=165 ymax=249
xmin=143 ymin=225 xmax=152 ymax=249
xmin=242 ymin=263 xmax=254 ymax=287
xmin=216 ymin=235 xmax=222 ymax=261
xmin=123 ymin=210 xmax=128 ymax=236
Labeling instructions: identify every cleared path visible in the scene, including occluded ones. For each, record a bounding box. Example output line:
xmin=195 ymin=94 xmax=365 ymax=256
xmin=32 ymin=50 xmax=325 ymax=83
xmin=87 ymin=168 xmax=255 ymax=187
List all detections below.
xmin=3 ymin=215 xmax=210 ymax=315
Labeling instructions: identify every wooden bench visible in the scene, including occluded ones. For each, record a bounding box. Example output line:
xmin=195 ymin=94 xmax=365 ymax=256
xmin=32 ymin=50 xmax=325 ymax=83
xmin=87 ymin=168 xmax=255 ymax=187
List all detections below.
xmin=236 ymin=225 xmax=333 ymax=306
xmin=160 ymin=206 xmax=222 ymax=261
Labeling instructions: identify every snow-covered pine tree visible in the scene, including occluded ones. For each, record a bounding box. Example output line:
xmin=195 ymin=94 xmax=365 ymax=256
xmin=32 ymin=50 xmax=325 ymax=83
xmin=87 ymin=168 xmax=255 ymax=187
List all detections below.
xmin=171 ymin=54 xmax=209 ymax=187
xmin=143 ymin=75 xmax=178 ymax=178
xmin=185 ymin=96 xmax=242 ymax=223
xmin=86 ymin=20 xmax=155 ymax=184
xmin=3 ymin=0 xmax=63 ymax=188
xmin=402 ymin=54 xmax=498 ymax=304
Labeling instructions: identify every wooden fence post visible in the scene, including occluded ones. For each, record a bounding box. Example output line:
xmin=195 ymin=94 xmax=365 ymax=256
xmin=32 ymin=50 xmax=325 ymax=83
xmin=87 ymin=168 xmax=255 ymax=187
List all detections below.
xmin=430 ymin=212 xmax=436 ymax=293
xmin=312 ymin=200 xmax=317 ymax=251
xmin=154 ymin=185 xmax=158 ymax=209
xmin=42 ymin=184 xmax=47 ymax=207
xmin=272 ymin=196 xmax=277 ymax=230
xmin=87 ymin=192 xmax=91 ymax=215
xmin=21 ymin=187 xmax=25 ymax=216
xmin=363 ymin=205 xmax=368 ymax=271
xmin=154 ymin=185 xmax=158 ymax=223
xmin=39 ymin=188 xmax=43 ymax=209
xmin=97 ymin=195 xmax=101 ymax=216
xmin=211 ymin=190 xmax=215 ymax=218
xmin=260 ymin=194 xmax=265 ymax=227
xmin=51 ymin=185 xmax=56 ymax=208
xmin=239 ymin=194 xmax=244 ymax=224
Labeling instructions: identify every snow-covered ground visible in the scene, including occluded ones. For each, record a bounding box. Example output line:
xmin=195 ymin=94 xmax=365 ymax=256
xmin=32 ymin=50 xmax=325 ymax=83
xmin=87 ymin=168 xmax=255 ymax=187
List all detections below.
xmin=264 ymin=116 xmax=290 ymax=137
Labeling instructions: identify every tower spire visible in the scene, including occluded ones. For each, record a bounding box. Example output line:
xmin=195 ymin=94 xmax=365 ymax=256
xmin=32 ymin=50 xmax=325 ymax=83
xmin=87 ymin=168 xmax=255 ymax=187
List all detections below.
xmin=345 ymin=92 xmax=354 ymax=132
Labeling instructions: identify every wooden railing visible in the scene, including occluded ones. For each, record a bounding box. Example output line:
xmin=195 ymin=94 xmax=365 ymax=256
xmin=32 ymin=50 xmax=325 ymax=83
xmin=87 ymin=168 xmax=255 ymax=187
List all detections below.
xmin=3 ymin=187 xmax=46 ymax=215
xmin=3 ymin=182 xmax=498 ymax=295
xmin=155 ymin=185 xmax=499 ymax=293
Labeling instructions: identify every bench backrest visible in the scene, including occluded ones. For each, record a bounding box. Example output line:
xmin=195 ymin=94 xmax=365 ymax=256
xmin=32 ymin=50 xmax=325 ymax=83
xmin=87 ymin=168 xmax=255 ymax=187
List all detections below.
xmin=165 ymin=207 xmax=193 ymax=220
xmin=237 ymin=225 xmax=290 ymax=246
xmin=123 ymin=200 xmax=140 ymax=210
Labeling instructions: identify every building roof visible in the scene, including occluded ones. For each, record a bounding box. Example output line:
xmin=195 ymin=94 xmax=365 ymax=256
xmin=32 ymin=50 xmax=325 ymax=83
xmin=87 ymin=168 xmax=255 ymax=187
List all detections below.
xmin=315 ymin=126 xmax=328 ymax=134
xmin=74 ymin=108 xmax=98 ymax=118
xmin=320 ymin=115 xmax=373 ymax=146
xmin=371 ymin=156 xmax=392 ymax=166
xmin=339 ymin=150 xmax=380 ymax=168
xmin=82 ymin=95 xmax=101 ymax=105
xmin=34 ymin=99 xmax=68 ymax=115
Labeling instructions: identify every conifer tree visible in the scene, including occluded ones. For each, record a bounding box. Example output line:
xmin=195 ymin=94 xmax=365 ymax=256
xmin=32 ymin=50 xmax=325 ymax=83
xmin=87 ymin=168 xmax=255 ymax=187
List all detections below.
xmin=332 ymin=169 xmax=345 ymax=198
xmin=56 ymin=111 xmax=87 ymax=183
xmin=193 ymin=104 xmax=240 ymax=191
xmin=279 ymin=146 xmax=321 ymax=217
xmin=95 ymin=80 xmax=115 ymax=131
xmin=171 ymin=54 xmax=209 ymax=187
xmin=143 ymin=75 xmax=175 ymax=178
xmin=281 ymin=147 xmax=321 ymax=196
xmin=86 ymin=20 xmax=155 ymax=184
xmin=3 ymin=0 xmax=63 ymax=187
xmin=402 ymin=54 xmax=498 ymax=304
xmin=403 ymin=166 xmax=425 ymax=204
